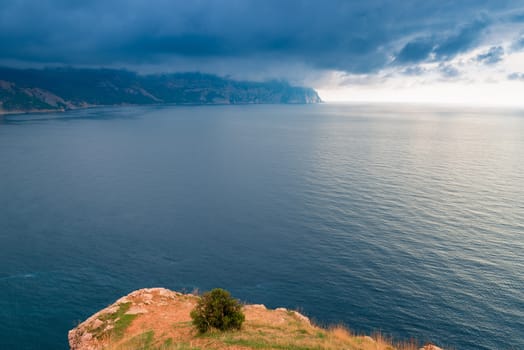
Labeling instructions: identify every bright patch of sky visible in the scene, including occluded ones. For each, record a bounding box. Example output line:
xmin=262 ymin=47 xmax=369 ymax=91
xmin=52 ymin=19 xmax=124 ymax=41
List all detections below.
xmin=319 ymin=44 xmax=524 ymax=106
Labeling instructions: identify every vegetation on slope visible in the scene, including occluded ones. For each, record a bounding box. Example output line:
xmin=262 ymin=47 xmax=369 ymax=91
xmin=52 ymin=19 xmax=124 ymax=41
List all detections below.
xmin=0 ymin=67 xmax=321 ymax=114
xmin=190 ymin=288 xmax=245 ymax=333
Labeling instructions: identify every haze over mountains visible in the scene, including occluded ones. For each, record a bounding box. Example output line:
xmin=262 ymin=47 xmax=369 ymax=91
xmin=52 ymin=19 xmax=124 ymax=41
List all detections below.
xmin=0 ymin=67 xmax=321 ymax=114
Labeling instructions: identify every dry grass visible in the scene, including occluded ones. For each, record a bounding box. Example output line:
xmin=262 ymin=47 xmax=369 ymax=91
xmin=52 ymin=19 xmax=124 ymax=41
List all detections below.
xmin=101 ymin=313 xmax=422 ymax=350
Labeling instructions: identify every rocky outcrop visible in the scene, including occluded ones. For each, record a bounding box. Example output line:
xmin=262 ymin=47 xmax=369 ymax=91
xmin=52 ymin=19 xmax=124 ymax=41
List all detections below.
xmin=69 ymin=287 xmax=442 ymax=350
xmin=420 ymin=345 xmax=444 ymax=350
xmin=69 ymin=288 xmax=186 ymax=350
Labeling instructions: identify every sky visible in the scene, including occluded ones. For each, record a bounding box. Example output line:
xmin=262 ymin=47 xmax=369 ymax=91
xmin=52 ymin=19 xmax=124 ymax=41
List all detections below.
xmin=2 ymin=0 xmax=524 ymax=105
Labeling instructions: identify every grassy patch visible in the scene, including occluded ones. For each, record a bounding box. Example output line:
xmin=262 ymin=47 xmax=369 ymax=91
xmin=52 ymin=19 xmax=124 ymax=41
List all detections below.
xmin=172 ymin=321 xmax=193 ymax=329
xmin=122 ymin=330 xmax=155 ymax=350
xmin=116 ymin=332 xmax=201 ymax=350
xmin=100 ymin=302 xmax=132 ymax=321
xmin=173 ymin=344 xmax=201 ymax=350
xmin=223 ymin=338 xmax=324 ymax=350
xmin=113 ymin=313 xmax=138 ymax=338
xmin=201 ymin=328 xmax=329 ymax=350
xmin=92 ymin=302 xmax=137 ymax=340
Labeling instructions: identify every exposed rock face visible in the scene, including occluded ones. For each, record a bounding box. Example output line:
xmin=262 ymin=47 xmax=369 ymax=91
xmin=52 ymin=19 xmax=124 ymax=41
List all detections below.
xmin=420 ymin=345 xmax=444 ymax=350
xmin=0 ymin=80 xmax=69 ymax=113
xmin=0 ymin=67 xmax=322 ymax=115
xmin=68 ymin=288 xmax=185 ymax=350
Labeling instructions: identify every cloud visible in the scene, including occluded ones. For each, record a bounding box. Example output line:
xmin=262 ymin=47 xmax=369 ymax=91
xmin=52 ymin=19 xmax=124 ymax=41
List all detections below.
xmin=401 ymin=66 xmax=427 ymax=76
xmin=508 ymin=72 xmax=524 ymax=80
xmin=433 ymin=18 xmax=490 ymax=59
xmin=476 ymin=46 xmax=504 ymax=64
xmin=0 ymin=0 xmax=523 ymax=81
xmin=509 ymin=11 xmax=524 ymax=22
xmin=511 ymin=33 xmax=524 ymax=51
xmin=439 ymin=63 xmax=461 ymax=78
xmin=396 ymin=37 xmax=435 ymax=63
xmin=393 ymin=16 xmax=496 ymax=71
xmin=394 ymin=17 xmax=491 ymax=66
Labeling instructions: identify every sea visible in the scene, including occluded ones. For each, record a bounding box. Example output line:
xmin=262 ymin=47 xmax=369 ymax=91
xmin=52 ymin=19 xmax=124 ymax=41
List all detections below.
xmin=0 ymin=104 xmax=523 ymax=350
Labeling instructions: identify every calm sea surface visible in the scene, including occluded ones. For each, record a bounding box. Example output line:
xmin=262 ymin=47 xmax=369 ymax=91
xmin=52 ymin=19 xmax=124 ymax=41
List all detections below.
xmin=0 ymin=104 xmax=523 ymax=350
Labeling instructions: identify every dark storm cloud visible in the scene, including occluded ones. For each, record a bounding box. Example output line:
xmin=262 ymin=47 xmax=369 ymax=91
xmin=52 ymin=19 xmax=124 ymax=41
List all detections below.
xmin=433 ymin=18 xmax=490 ymax=59
xmin=396 ymin=37 xmax=436 ymax=63
xmin=0 ymin=0 xmax=523 ymax=75
xmin=394 ymin=17 xmax=491 ymax=65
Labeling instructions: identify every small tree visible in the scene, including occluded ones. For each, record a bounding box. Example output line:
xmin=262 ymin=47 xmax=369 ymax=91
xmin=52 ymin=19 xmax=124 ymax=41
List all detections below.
xmin=190 ymin=288 xmax=245 ymax=333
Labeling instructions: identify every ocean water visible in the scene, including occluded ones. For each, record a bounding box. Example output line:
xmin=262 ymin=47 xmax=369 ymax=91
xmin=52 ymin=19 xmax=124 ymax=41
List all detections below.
xmin=0 ymin=104 xmax=523 ymax=350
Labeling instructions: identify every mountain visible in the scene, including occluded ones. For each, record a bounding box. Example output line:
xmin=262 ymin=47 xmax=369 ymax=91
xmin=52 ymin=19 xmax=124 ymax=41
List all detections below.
xmin=0 ymin=67 xmax=321 ymax=114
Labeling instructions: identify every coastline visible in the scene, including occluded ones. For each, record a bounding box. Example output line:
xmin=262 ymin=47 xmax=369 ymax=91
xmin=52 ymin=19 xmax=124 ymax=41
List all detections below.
xmin=0 ymin=108 xmax=66 ymax=116
xmin=0 ymin=100 xmax=323 ymax=117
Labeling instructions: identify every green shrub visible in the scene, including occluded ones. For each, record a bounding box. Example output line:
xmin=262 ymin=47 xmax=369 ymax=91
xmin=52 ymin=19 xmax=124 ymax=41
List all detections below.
xmin=190 ymin=288 xmax=245 ymax=333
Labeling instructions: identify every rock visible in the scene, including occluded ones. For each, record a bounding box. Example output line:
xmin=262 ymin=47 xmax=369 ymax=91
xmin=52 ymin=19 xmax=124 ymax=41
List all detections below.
xmin=291 ymin=311 xmax=310 ymax=325
xmin=104 ymin=305 xmax=119 ymax=314
xmin=91 ymin=319 xmax=103 ymax=329
xmin=80 ymin=332 xmax=92 ymax=342
xmin=363 ymin=336 xmax=375 ymax=343
xmin=126 ymin=306 xmax=148 ymax=315
xmin=420 ymin=344 xmax=443 ymax=350
xmin=158 ymin=288 xmax=178 ymax=298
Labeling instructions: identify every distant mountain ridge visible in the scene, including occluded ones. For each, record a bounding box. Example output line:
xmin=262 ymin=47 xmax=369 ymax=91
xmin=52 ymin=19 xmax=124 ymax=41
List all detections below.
xmin=0 ymin=67 xmax=321 ymax=114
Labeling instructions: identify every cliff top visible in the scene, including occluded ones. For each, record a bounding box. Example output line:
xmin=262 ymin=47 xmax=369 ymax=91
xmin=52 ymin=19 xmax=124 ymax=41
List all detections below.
xmin=69 ymin=287 xmax=442 ymax=350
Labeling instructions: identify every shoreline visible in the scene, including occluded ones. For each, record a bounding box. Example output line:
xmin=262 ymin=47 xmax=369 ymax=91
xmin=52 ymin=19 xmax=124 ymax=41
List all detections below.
xmin=0 ymin=101 xmax=323 ymax=117
xmin=0 ymin=108 xmax=66 ymax=116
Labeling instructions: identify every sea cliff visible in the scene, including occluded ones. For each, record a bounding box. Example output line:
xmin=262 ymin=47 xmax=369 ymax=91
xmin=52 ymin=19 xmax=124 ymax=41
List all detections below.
xmin=0 ymin=67 xmax=321 ymax=115
xmin=69 ymin=288 xmax=442 ymax=350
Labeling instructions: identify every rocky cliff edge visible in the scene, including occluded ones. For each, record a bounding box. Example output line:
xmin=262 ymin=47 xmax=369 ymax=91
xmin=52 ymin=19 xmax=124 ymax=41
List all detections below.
xmin=69 ymin=288 xmax=443 ymax=350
